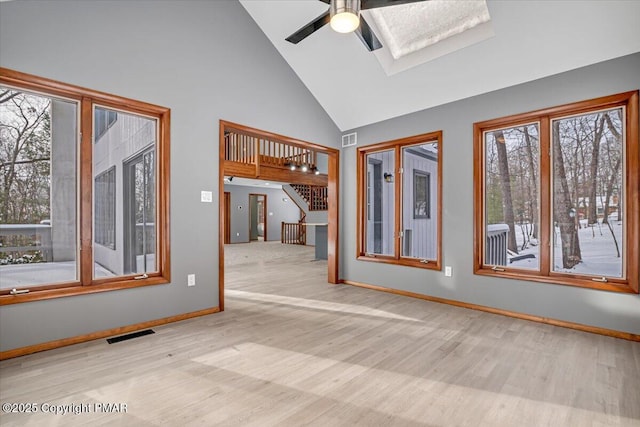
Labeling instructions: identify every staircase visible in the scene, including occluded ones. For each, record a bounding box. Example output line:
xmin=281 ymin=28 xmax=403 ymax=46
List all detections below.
xmin=281 ymin=212 xmax=307 ymax=245
xmin=281 ymin=184 xmax=328 ymax=246
xmin=289 ymin=184 xmax=328 ymax=211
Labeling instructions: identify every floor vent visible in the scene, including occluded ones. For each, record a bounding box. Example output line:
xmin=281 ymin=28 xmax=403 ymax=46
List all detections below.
xmin=342 ymin=132 xmax=357 ymax=147
xmin=107 ymin=329 xmax=155 ymax=344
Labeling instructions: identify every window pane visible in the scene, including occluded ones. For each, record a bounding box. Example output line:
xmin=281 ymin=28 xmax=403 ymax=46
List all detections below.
xmin=93 ymin=107 xmax=157 ymax=278
xmin=484 ymin=124 xmax=540 ymax=269
xmin=0 ymin=88 xmax=78 ymax=289
xmin=365 ymin=149 xmax=395 ymax=256
xmin=95 ymin=166 xmax=116 ymax=249
xmin=551 ymin=108 xmax=624 ymax=278
xmin=401 ymin=142 xmax=438 ymax=259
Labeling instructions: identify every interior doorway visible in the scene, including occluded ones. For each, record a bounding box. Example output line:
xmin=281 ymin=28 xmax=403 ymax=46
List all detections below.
xmin=218 ymin=120 xmax=340 ymax=311
xmin=249 ymin=194 xmax=267 ymax=242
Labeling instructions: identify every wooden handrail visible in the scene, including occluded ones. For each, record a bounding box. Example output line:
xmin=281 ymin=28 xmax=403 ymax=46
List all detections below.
xmin=225 ymin=130 xmax=318 ymax=171
xmin=281 ymin=222 xmax=306 ymax=245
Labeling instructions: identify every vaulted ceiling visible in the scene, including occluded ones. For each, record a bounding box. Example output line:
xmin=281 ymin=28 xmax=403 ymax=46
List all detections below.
xmin=240 ymin=0 xmax=640 ymax=131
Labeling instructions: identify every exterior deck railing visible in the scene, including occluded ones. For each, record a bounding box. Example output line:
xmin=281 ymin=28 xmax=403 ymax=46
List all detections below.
xmin=0 ymin=224 xmax=53 ymax=263
xmin=486 ymin=223 xmax=509 ymax=266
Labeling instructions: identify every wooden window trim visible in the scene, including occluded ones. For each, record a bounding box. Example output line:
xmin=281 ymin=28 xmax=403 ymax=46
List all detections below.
xmin=0 ymin=67 xmax=171 ymax=305
xmin=356 ymin=131 xmax=442 ymax=270
xmin=473 ymin=91 xmax=638 ymax=293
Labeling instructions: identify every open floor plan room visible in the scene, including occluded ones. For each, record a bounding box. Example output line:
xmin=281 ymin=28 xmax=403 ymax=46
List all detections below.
xmin=1 ymin=1 xmax=639 ymax=426
xmin=1 ymin=242 xmax=639 ymax=426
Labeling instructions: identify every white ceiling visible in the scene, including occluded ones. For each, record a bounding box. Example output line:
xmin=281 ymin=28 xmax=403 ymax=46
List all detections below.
xmin=239 ymin=0 xmax=640 ymax=131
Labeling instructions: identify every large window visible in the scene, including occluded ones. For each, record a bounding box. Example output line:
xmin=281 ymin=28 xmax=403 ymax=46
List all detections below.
xmin=93 ymin=106 xmax=158 ymax=280
xmin=0 ymin=68 xmax=170 ymax=303
xmin=474 ymin=91 xmax=638 ymax=293
xmin=0 ymin=83 xmax=78 ymax=288
xmin=357 ymin=131 xmax=442 ymax=269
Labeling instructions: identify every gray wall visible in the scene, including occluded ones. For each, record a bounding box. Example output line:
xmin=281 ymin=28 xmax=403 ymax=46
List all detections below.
xmin=0 ymin=0 xmax=340 ymax=352
xmin=224 ymin=185 xmax=301 ymax=243
xmin=341 ymin=52 xmax=640 ymax=335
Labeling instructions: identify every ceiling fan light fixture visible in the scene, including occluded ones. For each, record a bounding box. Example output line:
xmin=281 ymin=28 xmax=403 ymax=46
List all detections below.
xmin=330 ymin=0 xmax=360 ymax=34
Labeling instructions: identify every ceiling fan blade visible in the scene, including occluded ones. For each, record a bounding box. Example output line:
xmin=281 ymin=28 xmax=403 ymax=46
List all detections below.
xmin=361 ymin=0 xmax=428 ymax=10
xmin=285 ymin=11 xmax=331 ymax=44
xmin=355 ymin=16 xmax=383 ymax=51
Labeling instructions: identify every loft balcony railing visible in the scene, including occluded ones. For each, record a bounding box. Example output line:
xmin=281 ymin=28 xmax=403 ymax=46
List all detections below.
xmin=223 ymin=129 xmax=327 ymax=186
xmin=224 ymin=131 xmax=317 ymax=168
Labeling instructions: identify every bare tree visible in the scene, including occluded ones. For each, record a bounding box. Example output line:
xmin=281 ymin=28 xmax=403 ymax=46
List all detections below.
xmin=552 ymin=121 xmax=581 ymax=268
xmin=493 ymin=130 xmax=518 ymax=253
xmin=601 ymin=111 xmax=622 ymax=225
xmin=0 ymin=89 xmax=51 ymax=224
xmin=586 ymin=115 xmax=606 ymax=225
xmin=522 ymin=126 xmax=538 ymax=239
xmin=600 ymin=111 xmax=622 ymax=258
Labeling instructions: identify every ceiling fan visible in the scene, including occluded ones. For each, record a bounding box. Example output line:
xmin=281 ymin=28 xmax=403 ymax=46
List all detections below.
xmin=285 ymin=0 xmax=428 ymax=52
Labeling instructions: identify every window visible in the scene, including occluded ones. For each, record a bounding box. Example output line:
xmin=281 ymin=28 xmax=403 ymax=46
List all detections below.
xmin=94 ymin=108 xmax=117 ymax=141
xmin=357 ymin=131 xmax=442 ymax=269
xmin=0 ymin=84 xmax=78 ymax=287
xmin=122 ymin=146 xmax=155 ymax=276
xmin=413 ymin=170 xmax=430 ymax=219
xmin=93 ymin=106 xmax=158 ymax=280
xmin=95 ymin=166 xmax=116 ymax=249
xmin=474 ymin=91 xmax=638 ymax=293
xmin=0 ymin=68 xmax=170 ymax=303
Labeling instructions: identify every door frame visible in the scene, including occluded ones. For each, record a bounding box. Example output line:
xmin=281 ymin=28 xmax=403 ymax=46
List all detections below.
xmin=223 ymin=191 xmax=231 ymax=244
xmin=218 ymin=120 xmax=340 ymax=311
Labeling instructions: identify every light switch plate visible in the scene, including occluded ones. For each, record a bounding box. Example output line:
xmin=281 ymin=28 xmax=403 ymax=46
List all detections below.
xmin=201 ymin=191 xmax=212 ymax=203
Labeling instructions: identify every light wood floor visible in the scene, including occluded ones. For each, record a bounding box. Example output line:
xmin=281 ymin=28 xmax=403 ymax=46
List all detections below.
xmin=1 ymin=241 xmax=639 ymax=426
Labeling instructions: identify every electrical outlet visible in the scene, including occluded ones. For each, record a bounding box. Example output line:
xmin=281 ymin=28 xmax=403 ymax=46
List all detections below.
xmin=187 ymin=274 xmax=196 ymax=287
xmin=445 ymin=266 xmax=452 ymax=277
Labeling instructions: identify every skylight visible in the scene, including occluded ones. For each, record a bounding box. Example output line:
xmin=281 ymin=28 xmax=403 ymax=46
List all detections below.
xmin=366 ymin=0 xmax=493 ymax=75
